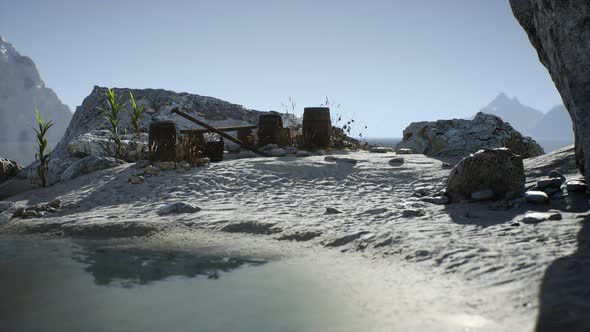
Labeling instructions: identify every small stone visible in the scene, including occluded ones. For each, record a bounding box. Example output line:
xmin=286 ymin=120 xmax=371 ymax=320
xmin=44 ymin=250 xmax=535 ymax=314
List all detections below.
xmin=401 ymin=209 xmax=425 ymax=217
xmin=45 ymin=207 xmax=56 ymax=213
xmin=524 ymin=190 xmax=549 ymax=204
xmin=285 ymin=147 xmax=299 ymax=154
xmin=389 ymin=157 xmax=405 ymax=166
xmin=421 ymin=196 xmax=449 ymax=205
xmin=471 ymin=189 xmax=495 ymax=201
xmin=413 ymin=186 xmax=431 ymax=196
xmin=261 ymin=144 xmax=279 ymax=151
xmin=128 ymin=175 xmax=145 ymax=184
xmin=336 ymin=157 xmax=358 ymax=165
xmin=325 ymin=207 xmax=342 ymax=215
xmin=177 ymin=161 xmax=191 ymax=170
xmin=143 ymin=166 xmax=161 ymax=176
xmin=134 ymin=160 xmax=151 ymax=169
xmin=157 ymin=202 xmax=201 ymax=215
xmin=548 ymin=170 xmax=565 ymax=179
xmin=566 ymin=180 xmax=587 ymax=192
xmin=324 ymin=156 xmax=339 ymax=162
xmin=369 ymin=146 xmax=393 ymax=153
xmin=268 ymin=148 xmax=287 ymax=157
xmin=155 ymin=161 xmax=176 ymax=171
xmin=315 ymin=150 xmax=326 ymax=155
xmin=522 ymin=211 xmax=562 ymax=224
xmin=0 ymin=201 xmax=14 ymax=212
xmin=195 ymin=157 xmax=210 ymax=166
xmin=22 ymin=210 xmax=39 ymax=218
xmin=537 ymin=178 xmax=564 ymax=190
xmin=296 ymin=151 xmax=311 ymax=157
xmin=396 ymin=148 xmax=414 ymax=155
xmin=46 ymin=199 xmax=61 ymax=209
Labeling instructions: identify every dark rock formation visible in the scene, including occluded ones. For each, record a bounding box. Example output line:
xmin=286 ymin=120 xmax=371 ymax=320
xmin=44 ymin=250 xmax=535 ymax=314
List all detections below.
xmin=396 ymin=112 xmax=544 ymax=158
xmin=446 ymin=148 xmax=526 ymax=201
xmin=0 ymin=36 xmax=72 ymax=144
xmin=509 ymin=0 xmax=590 ymax=178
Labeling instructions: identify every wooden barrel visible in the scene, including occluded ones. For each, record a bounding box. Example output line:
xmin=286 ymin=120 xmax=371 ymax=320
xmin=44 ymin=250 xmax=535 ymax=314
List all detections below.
xmin=149 ymin=121 xmax=177 ymax=162
xmin=205 ymin=137 xmax=224 ymax=162
xmin=303 ymin=107 xmax=331 ymax=149
xmin=257 ymin=113 xmax=283 ymax=146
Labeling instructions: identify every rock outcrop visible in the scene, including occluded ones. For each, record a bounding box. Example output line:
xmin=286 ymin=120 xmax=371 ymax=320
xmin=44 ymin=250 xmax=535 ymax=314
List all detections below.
xmin=509 ymin=0 xmax=590 ymax=178
xmin=0 ymin=36 xmax=72 ymax=144
xmin=396 ymin=112 xmax=544 ymax=158
xmin=52 ymin=86 xmax=264 ymax=159
xmin=0 ymin=158 xmax=22 ymax=182
xmin=446 ymin=148 xmax=526 ymax=201
xmin=66 ymin=130 xmax=148 ymax=162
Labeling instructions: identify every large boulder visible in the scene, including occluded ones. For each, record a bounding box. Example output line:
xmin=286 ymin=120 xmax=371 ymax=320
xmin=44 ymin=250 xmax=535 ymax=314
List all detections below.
xmin=60 ymin=156 xmax=125 ymax=182
xmin=0 ymin=158 xmax=22 ymax=182
xmin=509 ymin=0 xmax=590 ymax=178
xmin=446 ymin=148 xmax=526 ymax=201
xmin=66 ymin=130 xmax=148 ymax=162
xmin=396 ymin=112 xmax=544 ymax=158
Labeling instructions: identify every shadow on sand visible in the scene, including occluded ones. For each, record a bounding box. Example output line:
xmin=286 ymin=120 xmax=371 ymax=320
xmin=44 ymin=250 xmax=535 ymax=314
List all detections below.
xmin=535 ymin=216 xmax=590 ymax=332
xmin=445 ymin=190 xmax=590 ymax=331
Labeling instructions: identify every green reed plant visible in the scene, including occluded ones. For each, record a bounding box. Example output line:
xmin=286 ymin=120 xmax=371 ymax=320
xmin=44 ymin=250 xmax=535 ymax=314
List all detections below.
xmin=33 ymin=109 xmax=54 ymax=187
xmin=97 ymin=88 xmax=125 ymax=158
xmin=129 ymin=92 xmax=144 ymax=138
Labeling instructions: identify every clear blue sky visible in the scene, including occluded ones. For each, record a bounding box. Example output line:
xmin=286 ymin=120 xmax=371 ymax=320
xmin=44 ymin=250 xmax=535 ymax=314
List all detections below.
xmin=0 ymin=0 xmax=562 ymax=137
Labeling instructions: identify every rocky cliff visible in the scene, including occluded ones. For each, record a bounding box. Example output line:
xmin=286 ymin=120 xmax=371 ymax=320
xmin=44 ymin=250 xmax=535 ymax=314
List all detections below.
xmin=509 ymin=0 xmax=590 ymax=178
xmin=0 ymin=36 xmax=72 ymax=144
xmin=395 ymin=112 xmax=544 ymax=158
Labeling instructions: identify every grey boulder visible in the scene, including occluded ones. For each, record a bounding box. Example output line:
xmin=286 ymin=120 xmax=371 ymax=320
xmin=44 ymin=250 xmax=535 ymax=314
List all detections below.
xmin=446 ymin=148 xmax=525 ymax=201
xmin=396 ymin=112 xmax=544 ymax=158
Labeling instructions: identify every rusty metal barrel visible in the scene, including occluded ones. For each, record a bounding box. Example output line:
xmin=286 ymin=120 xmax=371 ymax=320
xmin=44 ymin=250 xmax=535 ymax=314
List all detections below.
xmin=257 ymin=113 xmax=284 ymax=146
xmin=303 ymin=107 xmax=331 ymax=149
xmin=149 ymin=121 xmax=177 ymax=162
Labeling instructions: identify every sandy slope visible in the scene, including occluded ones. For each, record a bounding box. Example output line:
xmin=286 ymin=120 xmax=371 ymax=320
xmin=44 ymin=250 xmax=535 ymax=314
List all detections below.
xmin=1 ymin=146 xmax=588 ymax=331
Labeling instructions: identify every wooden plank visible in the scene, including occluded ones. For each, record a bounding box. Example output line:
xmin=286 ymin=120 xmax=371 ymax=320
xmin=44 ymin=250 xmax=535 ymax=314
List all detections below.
xmin=180 ymin=124 xmax=257 ymax=134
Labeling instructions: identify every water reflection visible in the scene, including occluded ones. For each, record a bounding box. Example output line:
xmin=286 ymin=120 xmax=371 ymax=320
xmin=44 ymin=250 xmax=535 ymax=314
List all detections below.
xmin=73 ymin=242 xmax=267 ymax=287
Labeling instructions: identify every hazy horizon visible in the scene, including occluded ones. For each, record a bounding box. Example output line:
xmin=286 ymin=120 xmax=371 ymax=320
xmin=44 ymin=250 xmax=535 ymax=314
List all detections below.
xmin=1 ymin=0 xmax=564 ymax=138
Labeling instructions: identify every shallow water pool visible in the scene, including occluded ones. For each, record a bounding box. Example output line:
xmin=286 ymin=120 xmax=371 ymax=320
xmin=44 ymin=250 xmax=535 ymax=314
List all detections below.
xmin=0 ymin=235 xmax=501 ymax=332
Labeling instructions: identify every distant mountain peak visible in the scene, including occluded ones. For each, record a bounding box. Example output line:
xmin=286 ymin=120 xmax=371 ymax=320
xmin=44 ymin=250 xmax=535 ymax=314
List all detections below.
xmin=488 ymin=93 xmax=521 ymax=108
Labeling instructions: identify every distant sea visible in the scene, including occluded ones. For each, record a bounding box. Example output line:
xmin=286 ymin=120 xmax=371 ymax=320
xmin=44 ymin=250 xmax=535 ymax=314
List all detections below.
xmin=0 ymin=138 xmax=574 ymax=167
xmin=365 ymin=137 xmax=573 ymax=154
